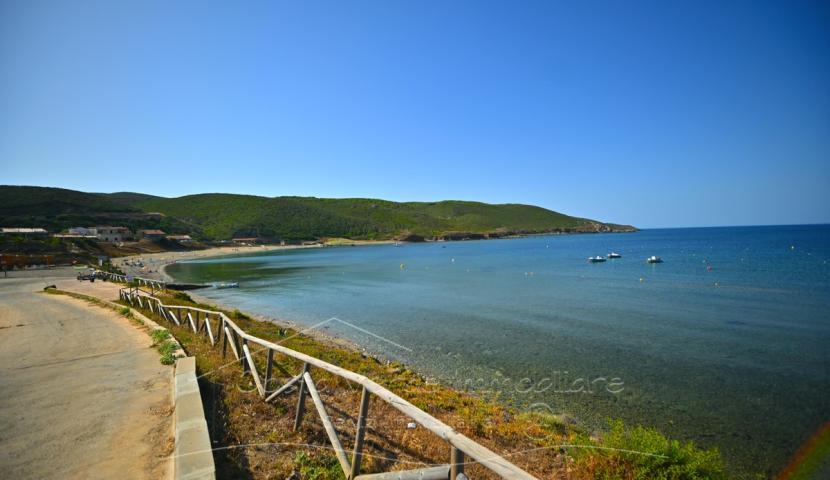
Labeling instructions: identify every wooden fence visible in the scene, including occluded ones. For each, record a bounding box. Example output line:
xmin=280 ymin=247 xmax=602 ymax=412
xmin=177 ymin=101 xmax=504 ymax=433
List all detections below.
xmin=97 ymin=270 xmax=166 ymax=291
xmin=118 ymin=286 xmax=537 ymax=480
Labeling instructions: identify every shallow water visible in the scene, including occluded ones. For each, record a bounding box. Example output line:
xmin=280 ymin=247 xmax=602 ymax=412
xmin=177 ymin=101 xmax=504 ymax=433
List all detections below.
xmin=167 ymin=225 xmax=830 ymax=475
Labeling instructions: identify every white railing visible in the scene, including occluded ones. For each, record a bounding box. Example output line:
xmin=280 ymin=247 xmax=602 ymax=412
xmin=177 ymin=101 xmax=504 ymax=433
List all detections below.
xmin=119 ymin=286 xmax=537 ymax=480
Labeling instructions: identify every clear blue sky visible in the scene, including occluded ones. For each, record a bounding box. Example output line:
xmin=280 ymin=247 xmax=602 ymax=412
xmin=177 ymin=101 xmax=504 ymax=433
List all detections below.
xmin=1 ymin=1 xmax=828 ymax=228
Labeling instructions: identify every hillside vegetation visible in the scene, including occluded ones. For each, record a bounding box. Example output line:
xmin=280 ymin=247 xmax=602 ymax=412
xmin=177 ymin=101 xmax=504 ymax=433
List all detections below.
xmin=0 ymin=186 xmax=194 ymax=235
xmin=0 ymin=185 xmax=635 ymax=241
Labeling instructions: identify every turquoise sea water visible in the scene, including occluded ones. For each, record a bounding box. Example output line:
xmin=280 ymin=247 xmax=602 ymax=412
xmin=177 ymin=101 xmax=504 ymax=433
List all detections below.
xmin=167 ymin=225 xmax=830 ymax=476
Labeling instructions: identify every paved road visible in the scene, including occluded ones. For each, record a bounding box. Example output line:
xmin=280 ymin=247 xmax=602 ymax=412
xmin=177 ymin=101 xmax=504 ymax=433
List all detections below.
xmin=0 ymin=269 xmax=172 ymax=479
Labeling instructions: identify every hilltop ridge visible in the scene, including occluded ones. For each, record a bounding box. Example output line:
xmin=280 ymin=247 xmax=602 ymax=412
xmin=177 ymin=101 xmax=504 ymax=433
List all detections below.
xmin=0 ymin=185 xmax=635 ymax=241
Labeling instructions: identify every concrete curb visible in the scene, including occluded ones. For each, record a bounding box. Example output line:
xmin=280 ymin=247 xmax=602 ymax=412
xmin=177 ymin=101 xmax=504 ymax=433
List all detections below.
xmin=174 ymin=356 xmax=216 ymax=480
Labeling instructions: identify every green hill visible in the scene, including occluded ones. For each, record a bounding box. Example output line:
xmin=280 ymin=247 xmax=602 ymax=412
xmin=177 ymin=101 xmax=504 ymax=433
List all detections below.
xmin=0 ymin=186 xmax=195 ymax=235
xmin=0 ymin=185 xmax=635 ymax=241
xmin=99 ymin=191 xmax=163 ymax=206
xmin=0 ymin=186 xmax=136 ymax=218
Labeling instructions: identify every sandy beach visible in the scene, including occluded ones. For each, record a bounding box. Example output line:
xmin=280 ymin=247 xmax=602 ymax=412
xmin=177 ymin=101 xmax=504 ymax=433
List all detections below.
xmin=113 ymin=244 xmax=318 ymax=282
xmin=114 ymin=240 xmax=398 ymax=282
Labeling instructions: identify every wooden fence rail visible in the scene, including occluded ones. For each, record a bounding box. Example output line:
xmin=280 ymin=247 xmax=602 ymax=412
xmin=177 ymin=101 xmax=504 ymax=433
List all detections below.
xmin=96 ymin=270 xmax=166 ymax=291
xmin=118 ymin=286 xmax=536 ymax=480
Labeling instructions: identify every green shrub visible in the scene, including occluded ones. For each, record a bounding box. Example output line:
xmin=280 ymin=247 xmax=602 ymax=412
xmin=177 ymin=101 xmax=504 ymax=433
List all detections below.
xmin=150 ymin=329 xmax=171 ymax=345
xmin=572 ymin=419 xmax=725 ymax=480
xmin=294 ymin=451 xmax=343 ymax=480
xmin=157 ymin=339 xmax=177 ymax=356
xmin=173 ymin=291 xmax=193 ymax=302
xmin=160 ymin=352 xmax=176 ymax=365
xmin=156 ymin=338 xmax=179 ymax=365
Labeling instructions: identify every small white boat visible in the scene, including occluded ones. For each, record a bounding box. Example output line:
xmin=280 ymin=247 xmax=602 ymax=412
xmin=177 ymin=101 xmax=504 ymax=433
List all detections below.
xmin=647 ymin=256 xmax=663 ymax=264
xmin=588 ymin=256 xmax=607 ymax=263
xmin=607 ymin=252 xmax=622 ymax=259
xmin=214 ymin=282 xmax=239 ymax=289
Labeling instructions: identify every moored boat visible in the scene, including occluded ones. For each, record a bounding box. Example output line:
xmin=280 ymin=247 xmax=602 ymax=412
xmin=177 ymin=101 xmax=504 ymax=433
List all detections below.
xmin=588 ymin=256 xmax=607 ymax=263
xmin=647 ymin=256 xmax=663 ymax=263
xmin=607 ymin=252 xmax=622 ymax=259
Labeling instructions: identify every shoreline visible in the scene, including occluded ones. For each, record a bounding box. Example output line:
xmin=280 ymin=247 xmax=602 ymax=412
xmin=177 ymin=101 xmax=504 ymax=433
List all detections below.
xmin=114 ymin=240 xmax=400 ymax=283
xmin=115 ymin=243 xmax=399 ymax=358
xmin=113 ymin=230 xmax=635 ymax=284
xmin=116 ymin=232 xmax=642 ymax=372
xmin=117 ymin=231 xmax=636 ymax=283
xmin=114 ymin=244 xmax=319 ymax=283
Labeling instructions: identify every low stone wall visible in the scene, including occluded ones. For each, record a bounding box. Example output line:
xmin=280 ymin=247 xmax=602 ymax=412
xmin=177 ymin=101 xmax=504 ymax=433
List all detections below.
xmin=173 ymin=357 xmax=215 ymax=480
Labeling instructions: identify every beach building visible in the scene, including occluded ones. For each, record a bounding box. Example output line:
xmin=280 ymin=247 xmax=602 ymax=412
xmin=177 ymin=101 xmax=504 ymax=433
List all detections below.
xmin=166 ymin=234 xmax=192 ymax=244
xmin=1 ymin=227 xmax=49 ymax=237
xmin=95 ymin=226 xmax=131 ymax=243
xmin=232 ymin=237 xmax=259 ymax=245
xmin=68 ymin=227 xmax=98 ymax=236
xmin=52 ymin=233 xmax=98 ymax=239
xmin=138 ymin=229 xmax=166 ymax=240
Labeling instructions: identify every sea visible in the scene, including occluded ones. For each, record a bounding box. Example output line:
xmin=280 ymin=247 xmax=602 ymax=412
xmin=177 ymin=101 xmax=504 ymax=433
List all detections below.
xmin=166 ymin=225 xmax=830 ymax=476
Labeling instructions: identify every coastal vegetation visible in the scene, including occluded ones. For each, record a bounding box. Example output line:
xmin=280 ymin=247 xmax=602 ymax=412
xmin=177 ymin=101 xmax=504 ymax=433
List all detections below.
xmin=121 ymin=288 xmax=726 ymax=479
xmin=150 ymin=328 xmax=178 ymax=365
xmin=0 ymin=185 xmax=634 ymax=242
xmin=130 ymin=194 xmax=635 ymax=240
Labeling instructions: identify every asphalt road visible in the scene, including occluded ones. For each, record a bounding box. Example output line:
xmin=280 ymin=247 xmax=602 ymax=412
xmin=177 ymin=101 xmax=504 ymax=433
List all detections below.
xmin=0 ymin=269 xmax=172 ymax=479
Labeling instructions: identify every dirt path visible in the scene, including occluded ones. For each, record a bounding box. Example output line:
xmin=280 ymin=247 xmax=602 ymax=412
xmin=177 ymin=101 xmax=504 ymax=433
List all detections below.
xmin=0 ymin=269 xmax=173 ymax=480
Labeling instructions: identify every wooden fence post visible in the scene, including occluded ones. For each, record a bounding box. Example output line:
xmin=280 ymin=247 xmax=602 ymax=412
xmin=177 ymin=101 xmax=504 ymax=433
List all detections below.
xmin=451 ymin=446 xmax=465 ymax=479
xmin=238 ymin=336 xmax=247 ymax=370
xmin=265 ymin=349 xmax=274 ymax=392
xmin=222 ymin=320 xmax=228 ymax=358
xmin=350 ymin=386 xmax=371 ymax=479
xmin=293 ymin=363 xmax=309 ymax=431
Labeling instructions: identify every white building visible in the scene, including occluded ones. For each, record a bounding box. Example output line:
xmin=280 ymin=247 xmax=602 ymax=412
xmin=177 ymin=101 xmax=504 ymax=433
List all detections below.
xmin=68 ymin=227 xmax=98 ymax=236
xmin=1 ymin=227 xmax=48 ymax=237
xmin=95 ymin=226 xmax=131 ymax=243
xmin=166 ymin=235 xmax=192 ymax=244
